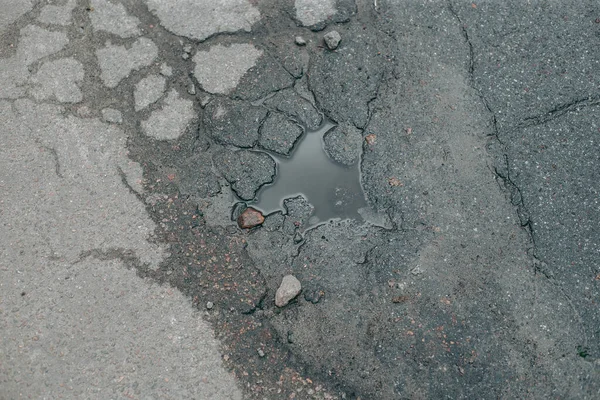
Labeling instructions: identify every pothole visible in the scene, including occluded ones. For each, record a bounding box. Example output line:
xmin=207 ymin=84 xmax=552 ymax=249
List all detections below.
xmin=251 ymin=120 xmax=367 ymax=225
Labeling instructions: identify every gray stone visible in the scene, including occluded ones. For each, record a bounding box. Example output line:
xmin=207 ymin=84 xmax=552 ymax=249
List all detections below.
xmin=257 ymin=349 xmax=265 ymax=357
xmin=263 ymin=88 xmax=322 ymax=130
xmin=258 ymin=112 xmax=303 ymax=156
xmin=89 ymin=0 xmax=141 ymax=37
xmin=275 ymin=275 xmax=302 ymax=307
xmin=96 ymin=38 xmax=159 ymax=88
xmin=323 ymin=122 xmax=362 ymax=165
xmin=141 ymin=89 xmax=195 ymax=140
xmin=38 ymin=0 xmax=76 ymax=26
xmin=323 ymin=30 xmax=341 ymax=50
xmin=295 ymin=36 xmax=306 ymax=46
xmin=29 ymin=58 xmax=84 ymax=103
xmin=213 ymin=150 xmax=276 ymax=201
xmin=206 ymin=301 xmax=214 ymax=310
xmin=134 ymin=74 xmax=166 ymax=111
xmin=101 ymin=108 xmax=123 ymax=124
xmin=203 ymin=97 xmax=267 ymax=148
xmin=144 ymin=0 xmax=261 ymax=41
xmin=193 ymin=44 xmax=263 ymax=95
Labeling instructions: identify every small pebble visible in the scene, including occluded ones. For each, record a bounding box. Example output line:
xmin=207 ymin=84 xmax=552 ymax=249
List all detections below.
xmin=275 ymin=275 xmax=302 ymax=307
xmin=206 ymin=301 xmax=214 ymax=310
xmin=257 ymin=349 xmax=265 ymax=357
xmin=295 ymin=36 xmax=306 ymax=46
xmin=324 ymin=30 xmax=341 ymax=50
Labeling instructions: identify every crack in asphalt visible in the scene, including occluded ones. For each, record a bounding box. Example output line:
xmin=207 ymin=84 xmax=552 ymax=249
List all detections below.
xmin=444 ymin=2 xmax=593 ymax=352
xmin=517 ymin=94 xmax=600 ymax=130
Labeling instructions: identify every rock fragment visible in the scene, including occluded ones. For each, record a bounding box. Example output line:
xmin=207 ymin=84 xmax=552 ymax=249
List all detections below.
xmin=263 ymin=88 xmax=322 ymax=130
xmin=275 ymin=275 xmax=302 ymax=307
xmin=237 ymin=208 xmax=265 ymax=229
xmin=258 ymin=112 xmax=303 ymax=156
xmin=324 ymin=30 xmax=341 ymax=50
xmin=213 ymin=150 xmax=276 ymax=200
xmin=323 ymin=122 xmax=362 ymax=165
xmin=295 ymin=36 xmax=306 ymax=46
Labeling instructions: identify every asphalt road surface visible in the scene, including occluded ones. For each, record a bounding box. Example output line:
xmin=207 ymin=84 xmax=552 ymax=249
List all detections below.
xmin=1 ymin=1 xmax=599 ymax=399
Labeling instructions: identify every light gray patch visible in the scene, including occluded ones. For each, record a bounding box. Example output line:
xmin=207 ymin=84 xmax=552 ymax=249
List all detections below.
xmin=141 ymin=89 xmax=194 ymax=140
xmin=0 ymin=57 xmax=28 ymax=99
xmin=295 ymin=0 xmax=336 ymax=26
xmin=96 ymin=38 xmax=158 ymax=88
xmin=89 ymin=0 xmax=141 ymax=38
xmin=144 ymin=0 xmax=260 ymax=41
xmin=17 ymin=25 xmax=69 ymax=66
xmin=0 ymin=0 xmax=33 ymax=34
xmin=134 ymin=74 xmax=166 ymax=111
xmin=101 ymin=108 xmax=123 ymax=124
xmin=37 ymin=0 xmax=76 ymax=26
xmin=29 ymin=58 xmax=85 ymax=103
xmin=323 ymin=122 xmax=362 ymax=165
xmin=159 ymin=63 xmax=172 ymax=76
xmin=193 ymin=43 xmax=263 ymax=95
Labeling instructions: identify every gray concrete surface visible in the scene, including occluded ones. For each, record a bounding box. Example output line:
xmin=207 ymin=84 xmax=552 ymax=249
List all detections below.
xmin=1 ymin=1 xmax=599 ymax=399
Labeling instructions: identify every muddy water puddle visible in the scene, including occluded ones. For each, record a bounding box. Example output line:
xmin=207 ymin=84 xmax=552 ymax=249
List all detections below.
xmin=251 ymin=121 xmax=366 ymax=224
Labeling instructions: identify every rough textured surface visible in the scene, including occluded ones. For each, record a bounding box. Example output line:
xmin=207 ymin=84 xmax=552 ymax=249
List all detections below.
xmin=275 ymin=275 xmax=302 ymax=307
xmin=145 ymin=0 xmax=261 ymax=41
xmin=3 ymin=1 xmax=600 ymax=399
xmin=213 ymin=149 xmax=276 ymax=201
xmin=263 ymin=88 xmax=322 ymax=130
xmin=203 ymin=97 xmax=267 ymax=147
xmin=323 ymin=122 xmax=362 ymax=165
xmin=141 ymin=89 xmax=194 ymax=140
xmin=258 ymin=112 xmax=304 ymax=156
xmin=193 ymin=44 xmax=263 ymax=95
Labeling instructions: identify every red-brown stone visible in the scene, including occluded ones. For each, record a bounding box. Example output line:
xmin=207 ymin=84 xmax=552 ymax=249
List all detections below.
xmin=237 ymin=207 xmax=265 ymax=229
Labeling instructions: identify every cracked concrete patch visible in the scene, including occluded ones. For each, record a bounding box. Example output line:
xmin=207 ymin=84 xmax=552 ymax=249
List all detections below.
xmin=134 ymin=74 xmax=166 ymax=111
xmin=96 ymin=38 xmax=158 ymax=88
xmin=101 ymin=107 xmax=123 ymax=124
xmin=37 ymin=0 xmax=76 ymax=26
xmin=193 ymin=44 xmax=263 ymax=95
xmin=144 ymin=0 xmax=261 ymax=41
xmin=29 ymin=58 xmax=85 ymax=103
xmin=89 ymin=0 xmax=141 ymax=38
xmin=141 ymin=89 xmax=194 ymax=140
xmin=0 ymin=0 xmax=33 ymax=33
xmin=295 ymin=0 xmax=336 ymax=27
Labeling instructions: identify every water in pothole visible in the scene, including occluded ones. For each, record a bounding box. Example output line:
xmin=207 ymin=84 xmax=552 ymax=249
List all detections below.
xmin=251 ymin=121 xmax=367 ymax=224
